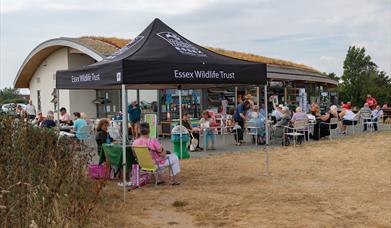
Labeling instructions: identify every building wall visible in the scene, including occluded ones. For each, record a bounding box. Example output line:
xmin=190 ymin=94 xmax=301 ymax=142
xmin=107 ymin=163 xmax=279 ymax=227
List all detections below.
xmin=29 ymin=48 xmax=70 ymax=117
xmin=68 ymin=52 xmax=97 ymax=118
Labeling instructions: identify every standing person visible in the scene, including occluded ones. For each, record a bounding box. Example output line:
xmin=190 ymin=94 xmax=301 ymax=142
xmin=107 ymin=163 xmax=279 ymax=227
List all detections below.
xmin=220 ymin=95 xmax=228 ymax=117
xmin=371 ymin=105 xmax=383 ymax=131
xmin=72 ymin=112 xmax=87 ymax=140
xmin=128 ymin=101 xmax=141 ymax=139
xmin=25 ymin=100 xmax=36 ymax=120
xmin=200 ymin=110 xmax=216 ymax=150
xmin=366 ymin=94 xmax=377 ymax=110
xmin=95 ymin=118 xmax=114 ymax=155
xmin=233 ymin=100 xmax=251 ymax=144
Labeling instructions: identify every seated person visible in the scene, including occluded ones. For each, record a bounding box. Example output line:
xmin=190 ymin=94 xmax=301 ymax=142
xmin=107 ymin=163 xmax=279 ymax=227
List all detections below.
xmin=291 ymin=107 xmax=308 ymax=123
xmin=133 ymin=122 xmax=180 ymax=185
xmin=359 ymin=103 xmax=372 ymax=131
xmin=59 ymin=107 xmax=72 ymax=125
xmin=271 ymin=104 xmax=284 ymax=123
xmin=310 ymin=103 xmax=331 ymax=140
xmin=339 ymin=105 xmax=357 ymax=134
xmin=272 ymin=107 xmax=291 ymax=138
xmin=200 ymin=110 xmax=216 ymax=150
xmin=371 ymin=105 xmax=383 ymax=131
xmin=182 ymin=113 xmax=202 ymax=151
xmin=41 ymin=111 xmax=56 ymax=128
xmin=72 ymin=112 xmax=88 ymax=140
xmin=32 ymin=111 xmax=46 ymax=126
xmin=247 ymin=106 xmax=266 ymax=144
xmin=95 ymin=118 xmax=114 ymax=155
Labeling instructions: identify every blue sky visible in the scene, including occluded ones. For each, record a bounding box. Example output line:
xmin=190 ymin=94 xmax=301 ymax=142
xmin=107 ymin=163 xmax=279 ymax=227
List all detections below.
xmin=1 ymin=0 xmax=390 ymax=89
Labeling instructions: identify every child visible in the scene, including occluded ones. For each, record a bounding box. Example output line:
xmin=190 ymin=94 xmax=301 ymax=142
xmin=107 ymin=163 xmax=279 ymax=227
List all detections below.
xmin=199 ymin=110 xmax=216 ymax=150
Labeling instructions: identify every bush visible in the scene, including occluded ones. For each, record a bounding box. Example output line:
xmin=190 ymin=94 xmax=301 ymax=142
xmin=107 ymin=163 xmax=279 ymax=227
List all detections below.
xmin=0 ymin=115 xmax=102 ymax=227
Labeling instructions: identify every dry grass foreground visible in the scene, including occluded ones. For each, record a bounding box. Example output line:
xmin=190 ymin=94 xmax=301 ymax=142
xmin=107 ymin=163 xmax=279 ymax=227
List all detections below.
xmin=93 ymin=132 xmax=391 ymax=227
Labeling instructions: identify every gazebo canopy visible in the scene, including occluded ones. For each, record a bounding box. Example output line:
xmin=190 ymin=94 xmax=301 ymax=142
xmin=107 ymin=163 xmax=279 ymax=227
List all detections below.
xmin=56 ymin=18 xmax=267 ymax=89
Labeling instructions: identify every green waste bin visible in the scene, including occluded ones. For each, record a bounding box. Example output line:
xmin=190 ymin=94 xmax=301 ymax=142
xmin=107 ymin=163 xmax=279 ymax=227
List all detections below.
xmin=171 ymin=126 xmax=190 ymax=159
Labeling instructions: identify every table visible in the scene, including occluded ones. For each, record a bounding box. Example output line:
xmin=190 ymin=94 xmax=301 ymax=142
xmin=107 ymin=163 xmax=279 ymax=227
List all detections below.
xmin=98 ymin=144 xmax=136 ymax=178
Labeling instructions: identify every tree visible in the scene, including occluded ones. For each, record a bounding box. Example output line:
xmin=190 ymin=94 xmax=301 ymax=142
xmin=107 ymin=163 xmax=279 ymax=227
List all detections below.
xmin=324 ymin=72 xmax=340 ymax=81
xmin=339 ymin=46 xmax=390 ymax=106
xmin=0 ymin=87 xmax=21 ymax=104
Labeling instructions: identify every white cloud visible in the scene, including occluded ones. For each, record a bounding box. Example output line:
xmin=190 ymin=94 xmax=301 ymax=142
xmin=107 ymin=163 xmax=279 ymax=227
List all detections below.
xmin=0 ymin=0 xmax=217 ymax=14
xmin=0 ymin=0 xmax=390 ymax=88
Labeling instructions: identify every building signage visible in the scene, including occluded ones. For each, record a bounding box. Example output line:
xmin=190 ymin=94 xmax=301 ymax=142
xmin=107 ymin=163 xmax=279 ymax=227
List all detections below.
xmin=173 ymin=70 xmax=235 ymax=80
xmin=71 ymin=73 xmax=101 ymax=83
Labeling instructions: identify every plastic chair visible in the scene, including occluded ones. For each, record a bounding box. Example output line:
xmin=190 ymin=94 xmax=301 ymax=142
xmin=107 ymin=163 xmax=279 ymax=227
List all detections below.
xmin=283 ymin=119 xmax=308 ymax=146
xmin=245 ymin=121 xmax=259 ymax=149
xmin=319 ymin=117 xmax=339 ymax=140
xmin=77 ymin=125 xmax=91 ymax=150
xmin=132 ymin=146 xmax=171 ymax=186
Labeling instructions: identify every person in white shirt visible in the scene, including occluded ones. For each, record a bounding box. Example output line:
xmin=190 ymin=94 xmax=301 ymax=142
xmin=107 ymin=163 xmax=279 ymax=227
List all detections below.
xmin=339 ymin=106 xmax=357 ymax=134
xmin=271 ymin=104 xmax=283 ymax=123
xmin=25 ymin=100 xmax=36 ymax=120
xmin=371 ymin=105 xmax=383 ymax=131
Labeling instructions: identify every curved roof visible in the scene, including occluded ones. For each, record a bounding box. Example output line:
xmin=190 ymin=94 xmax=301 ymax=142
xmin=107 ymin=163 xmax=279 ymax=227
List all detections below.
xmin=14 ymin=36 xmax=338 ymax=88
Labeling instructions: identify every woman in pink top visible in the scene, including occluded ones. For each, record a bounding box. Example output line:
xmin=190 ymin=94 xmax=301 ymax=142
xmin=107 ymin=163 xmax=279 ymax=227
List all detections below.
xmin=132 ymin=122 xmax=180 ymax=185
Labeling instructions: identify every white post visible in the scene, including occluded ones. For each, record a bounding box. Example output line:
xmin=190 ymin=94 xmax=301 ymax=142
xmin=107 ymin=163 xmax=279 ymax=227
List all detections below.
xmin=264 ymin=84 xmax=269 ymax=176
xmin=121 ymin=85 xmax=128 ymax=202
xmin=178 ymin=86 xmax=183 ymax=159
xmin=235 ymin=86 xmax=238 ymax=107
xmin=256 ymin=87 xmax=259 ymax=105
xmin=56 ymin=89 xmax=60 ymax=126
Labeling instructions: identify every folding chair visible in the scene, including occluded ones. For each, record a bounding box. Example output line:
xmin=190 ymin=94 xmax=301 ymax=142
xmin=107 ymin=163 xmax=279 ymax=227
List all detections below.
xmin=132 ymin=146 xmax=172 ymax=186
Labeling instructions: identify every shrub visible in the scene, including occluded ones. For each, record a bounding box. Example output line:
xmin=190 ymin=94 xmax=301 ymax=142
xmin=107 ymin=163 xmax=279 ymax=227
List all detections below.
xmin=0 ymin=115 xmax=102 ymax=227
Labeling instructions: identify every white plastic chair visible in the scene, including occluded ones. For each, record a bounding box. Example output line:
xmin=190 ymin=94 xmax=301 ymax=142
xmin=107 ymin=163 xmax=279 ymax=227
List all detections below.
xmin=319 ymin=117 xmax=340 ymax=140
xmin=283 ymin=119 xmax=308 ymax=147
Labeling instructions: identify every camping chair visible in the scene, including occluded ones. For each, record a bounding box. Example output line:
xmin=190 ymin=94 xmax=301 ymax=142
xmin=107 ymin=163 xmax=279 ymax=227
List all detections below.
xmin=132 ymin=146 xmax=173 ymax=186
xmin=319 ymin=117 xmax=340 ymax=140
xmin=283 ymin=119 xmax=308 ymax=147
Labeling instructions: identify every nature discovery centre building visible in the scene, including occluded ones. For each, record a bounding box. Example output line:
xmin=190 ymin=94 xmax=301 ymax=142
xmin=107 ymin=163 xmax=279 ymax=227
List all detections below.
xmin=14 ymin=35 xmax=338 ymax=122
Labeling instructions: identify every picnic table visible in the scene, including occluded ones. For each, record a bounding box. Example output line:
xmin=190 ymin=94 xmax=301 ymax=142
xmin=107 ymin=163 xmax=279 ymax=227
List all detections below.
xmin=98 ymin=144 xmax=137 ymax=176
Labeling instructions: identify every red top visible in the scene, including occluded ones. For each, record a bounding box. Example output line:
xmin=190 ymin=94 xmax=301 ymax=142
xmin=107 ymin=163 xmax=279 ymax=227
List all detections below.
xmin=366 ymin=97 xmax=377 ymax=109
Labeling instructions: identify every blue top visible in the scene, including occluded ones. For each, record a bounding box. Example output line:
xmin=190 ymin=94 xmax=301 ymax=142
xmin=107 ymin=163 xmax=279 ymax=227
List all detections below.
xmin=128 ymin=104 xmax=141 ymax=123
xmin=234 ymin=104 xmax=245 ymax=121
xmin=41 ymin=119 xmax=56 ymax=128
xmin=73 ymin=118 xmax=87 ymax=139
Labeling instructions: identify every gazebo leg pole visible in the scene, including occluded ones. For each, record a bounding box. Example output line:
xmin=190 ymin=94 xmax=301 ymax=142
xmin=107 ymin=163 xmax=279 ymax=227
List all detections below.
xmin=121 ymin=84 xmax=128 ymax=202
xmin=264 ymin=84 xmax=269 ymax=176
xmin=56 ymin=89 xmax=60 ymax=126
xmin=179 ymin=86 xmax=183 ymax=159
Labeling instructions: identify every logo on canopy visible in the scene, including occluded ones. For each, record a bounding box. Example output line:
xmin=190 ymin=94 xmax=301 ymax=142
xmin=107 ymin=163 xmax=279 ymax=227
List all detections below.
xmin=105 ymin=36 xmax=144 ymax=60
xmin=157 ymin=31 xmax=207 ymax=57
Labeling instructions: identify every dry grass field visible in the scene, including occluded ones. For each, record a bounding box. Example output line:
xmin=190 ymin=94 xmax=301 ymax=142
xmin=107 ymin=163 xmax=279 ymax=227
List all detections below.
xmin=92 ymin=131 xmax=391 ymax=228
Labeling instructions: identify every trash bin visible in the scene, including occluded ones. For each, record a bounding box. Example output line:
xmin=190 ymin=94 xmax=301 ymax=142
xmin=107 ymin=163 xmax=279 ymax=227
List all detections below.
xmin=171 ymin=125 xmax=190 ymax=159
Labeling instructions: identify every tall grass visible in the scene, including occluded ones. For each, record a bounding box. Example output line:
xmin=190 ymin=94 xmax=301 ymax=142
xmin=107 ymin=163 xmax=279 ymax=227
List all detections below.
xmin=0 ymin=115 xmax=102 ymax=227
